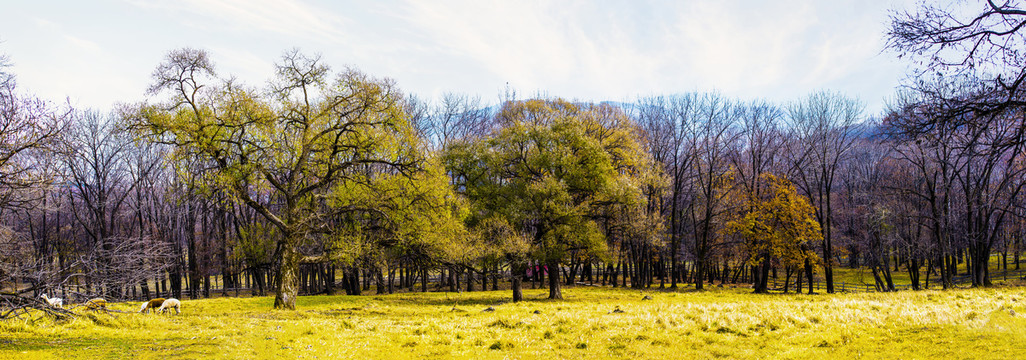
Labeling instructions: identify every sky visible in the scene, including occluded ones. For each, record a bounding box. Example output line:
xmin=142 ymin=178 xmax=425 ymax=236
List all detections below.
xmin=1 ymin=0 xmax=919 ymax=115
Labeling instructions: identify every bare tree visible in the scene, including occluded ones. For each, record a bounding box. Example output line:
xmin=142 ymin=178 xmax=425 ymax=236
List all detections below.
xmin=730 ymin=101 xmax=785 ymax=292
xmin=0 ymin=55 xmax=68 ymax=210
xmin=888 ymin=0 xmax=1026 ymax=139
xmin=681 ymin=93 xmax=741 ymax=290
xmin=784 ymin=91 xmax=863 ymax=293
xmin=428 ymin=92 xmax=491 ymax=149
xmin=61 ymin=111 xmax=139 ymax=298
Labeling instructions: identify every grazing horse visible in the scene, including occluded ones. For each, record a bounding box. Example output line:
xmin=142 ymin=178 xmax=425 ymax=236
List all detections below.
xmin=139 ymin=298 xmax=165 ymax=314
xmin=156 ymin=298 xmax=181 ymax=315
xmin=40 ymin=294 xmax=63 ymax=308
xmin=84 ymin=298 xmax=107 ymax=310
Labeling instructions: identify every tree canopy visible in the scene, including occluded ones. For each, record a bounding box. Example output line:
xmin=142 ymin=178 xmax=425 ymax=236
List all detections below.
xmin=136 ymin=48 xmax=462 ymax=309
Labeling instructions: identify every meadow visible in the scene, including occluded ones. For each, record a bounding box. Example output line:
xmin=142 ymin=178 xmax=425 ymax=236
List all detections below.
xmin=2 ymin=284 xmax=1026 ymax=359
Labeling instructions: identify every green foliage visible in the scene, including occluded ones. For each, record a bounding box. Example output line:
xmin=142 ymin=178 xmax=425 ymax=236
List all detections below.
xmin=135 ymin=48 xmax=465 ymax=309
xmin=443 ymin=99 xmax=661 ymax=269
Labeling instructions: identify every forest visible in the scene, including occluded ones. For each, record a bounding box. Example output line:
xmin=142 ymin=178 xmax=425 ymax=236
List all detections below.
xmin=2 ymin=0 xmax=1026 ymax=317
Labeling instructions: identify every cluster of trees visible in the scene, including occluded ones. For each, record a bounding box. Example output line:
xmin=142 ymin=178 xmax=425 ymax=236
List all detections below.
xmin=2 ymin=0 xmax=1026 ymax=311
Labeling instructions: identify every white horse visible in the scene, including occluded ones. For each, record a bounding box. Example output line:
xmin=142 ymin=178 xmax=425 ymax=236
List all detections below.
xmin=156 ymin=298 xmax=180 ymax=315
xmin=39 ymin=294 xmax=63 ymax=308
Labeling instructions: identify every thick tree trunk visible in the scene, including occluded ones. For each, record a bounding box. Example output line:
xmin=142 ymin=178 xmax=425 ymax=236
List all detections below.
xmin=512 ymin=263 xmax=525 ymax=302
xmin=753 ymin=258 xmax=770 ymax=294
xmin=973 ymin=245 xmax=990 ymax=287
xmin=325 ymin=265 xmax=335 ymax=295
xmin=273 ymin=239 xmax=300 ymax=310
xmin=421 ymin=268 xmax=428 ymax=292
xmin=375 ymin=265 xmax=386 ymax=294
xmin=547 ymin=259 xmax=562 ymax=299
xmin=512 ymin=277 xmax=523 ymax=302
xmin=350 ymin=268 xmax=362 ymax=295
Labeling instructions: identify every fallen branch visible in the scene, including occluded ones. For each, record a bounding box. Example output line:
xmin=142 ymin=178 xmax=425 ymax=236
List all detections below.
xmin=0 ymin=293 xmax=76 ymax=321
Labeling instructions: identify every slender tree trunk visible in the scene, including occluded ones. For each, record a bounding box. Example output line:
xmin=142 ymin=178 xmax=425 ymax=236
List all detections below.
xmin=695 ymin=259 xmax=705 ymax=290
xmin=823 ymin=194 xmax=835 ymax=293
xmin=804 ymin=258 xmax=814 ymax=294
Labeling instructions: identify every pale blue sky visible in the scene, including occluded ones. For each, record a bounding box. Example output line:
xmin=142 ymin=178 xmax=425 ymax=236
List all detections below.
xmin=1 ymin=0 xmax=916 ymax=114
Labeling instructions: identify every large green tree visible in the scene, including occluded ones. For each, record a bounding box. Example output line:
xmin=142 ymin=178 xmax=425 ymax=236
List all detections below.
xmin=136 ymin=48 xmax=451 ymax=309
xmin=445 ymin=99 xmax=657 ymax=300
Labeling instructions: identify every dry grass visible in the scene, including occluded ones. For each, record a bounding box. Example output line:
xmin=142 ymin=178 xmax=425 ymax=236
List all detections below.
xmin=2 ymin=286 xmax=1025 ymax=359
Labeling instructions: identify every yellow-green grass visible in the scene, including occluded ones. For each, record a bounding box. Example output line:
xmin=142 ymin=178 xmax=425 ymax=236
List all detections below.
xmin=824 ymin=255 xmax=1025 ymax=290
xmin=2 ymin=286 xmax=1026 ymax=359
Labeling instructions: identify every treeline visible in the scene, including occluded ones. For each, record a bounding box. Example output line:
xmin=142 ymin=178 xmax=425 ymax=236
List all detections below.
xmin=4 ymin=1 xmax=1026 ymax=309
xmin=1 ymin=48 xmax=1023 ymax=310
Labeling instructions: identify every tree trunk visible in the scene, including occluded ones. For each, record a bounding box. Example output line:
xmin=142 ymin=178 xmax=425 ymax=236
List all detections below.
xmin=694 ymin=259 xmax=705 ymax=290
xmin=375 ymin=265 xmax=386 ymax=294
xmin=547 ymin=259 xmax=562 ymax=299
xmin=804 ymin=258 xmax=814 ymax=294
xmin=492 ymin=264 xmax=499 ymax=291
xmin=753 ymin=259 xmax=770 ymax=294
xmin=823 ymin=197 xmax=835 ymax=293
xmin=388 ymin=266 xmax=396 ymax=294
xmin=273 ymin=238 xmax=300 ymax=310
xmin=512 ymin=263 xmax=525 ymax=302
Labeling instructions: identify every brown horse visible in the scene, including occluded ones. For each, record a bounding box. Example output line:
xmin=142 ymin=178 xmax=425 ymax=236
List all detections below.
xmin=139 ymin=298 xmax=165 ymax=314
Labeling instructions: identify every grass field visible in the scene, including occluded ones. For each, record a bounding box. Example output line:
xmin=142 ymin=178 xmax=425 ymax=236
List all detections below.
xmin=2 ymin=285 xmax=1025 ymax=359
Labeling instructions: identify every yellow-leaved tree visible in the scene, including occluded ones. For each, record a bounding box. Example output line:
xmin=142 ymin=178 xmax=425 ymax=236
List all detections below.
xmin=724 ymin=173 xmax=822 ymax=293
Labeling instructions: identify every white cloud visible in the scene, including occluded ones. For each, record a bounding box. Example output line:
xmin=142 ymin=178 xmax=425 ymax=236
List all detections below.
xmin=394 ymin=1 xmax=668 ymax=100
xmin=2 ymin=0 xmax=920 ymax=114
xmin=126 ymin=0 xmax=349 ymax=42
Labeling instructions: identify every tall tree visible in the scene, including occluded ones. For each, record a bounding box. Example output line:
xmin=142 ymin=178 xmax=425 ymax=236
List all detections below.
xmin=725 ymin=174 xmax=822 ymax=293
xmin=137 ymin=48 xmax=441 ymax=309
xmin=784 ymin=91 xmax=862 ymax=293
xmin=446 ymin=99 xmax=655 ymax=300
xmin=682 ymin=94 xmax=740 ymax=291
